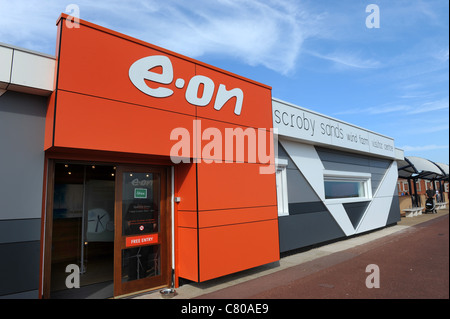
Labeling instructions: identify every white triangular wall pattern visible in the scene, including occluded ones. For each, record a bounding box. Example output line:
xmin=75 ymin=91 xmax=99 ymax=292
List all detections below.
xmin=280 ymin=139 xmax=399 ymax=237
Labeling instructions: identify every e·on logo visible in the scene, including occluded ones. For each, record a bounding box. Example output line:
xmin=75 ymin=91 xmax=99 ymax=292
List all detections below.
xmin=129 ymin=55 xmax=244 ymax=115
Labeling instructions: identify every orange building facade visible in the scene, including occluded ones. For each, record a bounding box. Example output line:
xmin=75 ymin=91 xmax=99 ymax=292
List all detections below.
xmin=40 ymin=14 xmax=278 ymax=298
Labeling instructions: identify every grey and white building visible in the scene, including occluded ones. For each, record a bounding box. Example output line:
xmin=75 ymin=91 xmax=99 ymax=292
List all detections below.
xmin=273 ymin=98 xmax=402 ymax=253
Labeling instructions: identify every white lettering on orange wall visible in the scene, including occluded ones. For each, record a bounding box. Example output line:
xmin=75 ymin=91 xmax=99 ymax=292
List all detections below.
xmin=129 ymin=55 xmax=244 ymax=115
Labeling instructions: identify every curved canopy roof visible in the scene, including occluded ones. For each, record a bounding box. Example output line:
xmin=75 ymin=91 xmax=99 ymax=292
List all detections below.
xmin=398 ymin=156 xmax=448 ymax=180
xmin=435 ymin=162 xmax=449 ymax=178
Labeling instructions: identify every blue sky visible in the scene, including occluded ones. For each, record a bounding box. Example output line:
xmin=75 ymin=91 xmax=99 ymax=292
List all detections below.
xmin=1 ymin=0 xmax=448 ymax=164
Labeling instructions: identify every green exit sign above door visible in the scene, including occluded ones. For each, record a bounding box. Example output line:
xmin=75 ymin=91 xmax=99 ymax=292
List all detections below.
xmin=134 ymin=188 xmax=147 ymax=199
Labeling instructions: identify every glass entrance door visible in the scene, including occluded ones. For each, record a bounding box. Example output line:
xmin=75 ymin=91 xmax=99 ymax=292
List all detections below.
xmin=49 ymin=163 xmax=116 ymax=299
xmin=114 ymin=165 xmax=170 ymax=297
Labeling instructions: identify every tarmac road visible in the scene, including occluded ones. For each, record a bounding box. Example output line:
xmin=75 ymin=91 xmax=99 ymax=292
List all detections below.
xmin=195 ymin=213 xmax=449 ymax=299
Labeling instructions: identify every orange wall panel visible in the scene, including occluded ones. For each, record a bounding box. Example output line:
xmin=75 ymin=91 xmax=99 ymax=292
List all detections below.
xmin=199 ymin=206 xmax=277 ymax=228
xmin=197 ymin=161 xmax=277 ymax=211
xmin=175 ymin=163 xmax=197 ymax=211
xmin=57 ymin=22 xmax=197 ymax=117
xmin=195 ymin=118 xmax=275 ymax=164
xmin=177 ymin=227 xmax=198 ymax=282
xmin=53 ymin=90 xmax=195 ymax=155
xmin=195 ymin=65 xmax=273 ymax=129
xmin=56 ymin=17 xmax=273 ymax=130
xmin=44 ymin=92 xmax=56 ymax=150
xmin=178 ymin=211 xmax=197 ymax=228
xmin=199 ymin=220 xmax=279 ymax=281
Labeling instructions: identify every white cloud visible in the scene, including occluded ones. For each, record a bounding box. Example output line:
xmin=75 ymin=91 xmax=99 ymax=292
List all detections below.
xmin=399 ymin=144 xmax=449 ymax=152
xmin=407 ymin=98 xmax=449 ymax=115
xmin=334 ymin=104 xmax=411 ymax=115
xmin=138 ymin=0 xmax=323 ymax=74
xmin=433 ymin=48 xmax=449 ymax=62
xmin=306 ymin=50 xmax=382 ymax=70
xmin=0 ymin=0 xmax=62 ymax=53
xmin=403 ymin=124 xmax=449 ymax=135
xmin=336 ymin=98 xmax=449 ymax=117
xmin=0 ymin=0 xmax=326 ymax=75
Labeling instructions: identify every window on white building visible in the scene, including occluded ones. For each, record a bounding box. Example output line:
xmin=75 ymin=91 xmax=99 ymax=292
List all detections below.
xmin=276 ymin=159 xmax=289 ymax=216
xmin=323 ymin=170 xmax=372 ymax=203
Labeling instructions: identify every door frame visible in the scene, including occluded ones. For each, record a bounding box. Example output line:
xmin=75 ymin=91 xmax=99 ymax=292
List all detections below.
xmin=41 ymin=155 xmax=173 ymax=299
xmin=113 ymin=164 xmax=172 ymax=297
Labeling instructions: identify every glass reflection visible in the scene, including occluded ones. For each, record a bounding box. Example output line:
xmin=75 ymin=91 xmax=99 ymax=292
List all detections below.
xmin=121 ymin=245 xmax=160 ymax=282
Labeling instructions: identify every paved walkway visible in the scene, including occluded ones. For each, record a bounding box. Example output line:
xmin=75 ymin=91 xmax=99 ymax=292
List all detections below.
xmin=135 ymin=208 xmax=449 ymax=299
